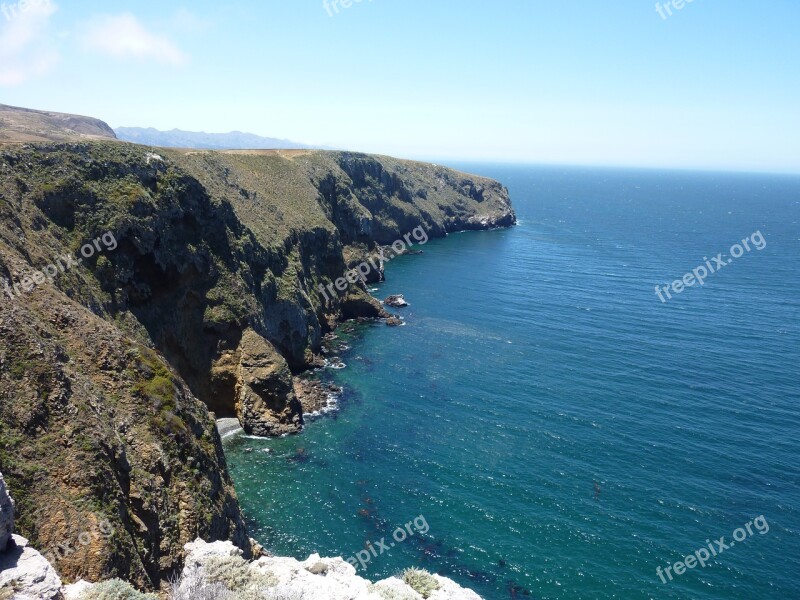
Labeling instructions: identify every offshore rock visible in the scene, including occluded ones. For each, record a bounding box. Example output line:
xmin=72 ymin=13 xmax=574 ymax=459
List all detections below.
xmin=384 ymin=294 xmax=409 ymax=307
xmin=340 ymin=288 xmax=390 ymax=320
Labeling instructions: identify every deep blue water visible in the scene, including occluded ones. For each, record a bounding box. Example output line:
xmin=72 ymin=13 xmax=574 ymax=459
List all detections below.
xmin=225 ymin=165 xmax=800 ymax=599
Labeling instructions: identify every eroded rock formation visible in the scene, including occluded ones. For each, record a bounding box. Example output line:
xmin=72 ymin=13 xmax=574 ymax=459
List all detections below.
xmin=385 ymin=294 xmax=409 ymax=307
xmin=234 ymin=329 xmax=303 ymax=436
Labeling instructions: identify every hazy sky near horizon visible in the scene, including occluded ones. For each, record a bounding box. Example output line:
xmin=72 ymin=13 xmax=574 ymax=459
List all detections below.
xmin=1 ymin=0 xmax=798 ymax=172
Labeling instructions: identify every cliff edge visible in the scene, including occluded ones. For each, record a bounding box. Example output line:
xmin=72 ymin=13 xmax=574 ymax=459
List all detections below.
xmin=0 ymin=113 xmax=515 ymax=591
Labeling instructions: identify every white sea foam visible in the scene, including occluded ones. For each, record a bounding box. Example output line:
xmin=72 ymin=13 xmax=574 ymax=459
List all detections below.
xmin=221 ymin=428 xmax=244 ymax=441
xmin=304 ymin=389 xmax=341 ymax=419
xmin=217 ymin=418 xmax=244 ymax=441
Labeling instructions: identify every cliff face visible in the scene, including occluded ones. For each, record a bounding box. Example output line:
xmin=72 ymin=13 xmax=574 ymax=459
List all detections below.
xmin=0 ymin=140 xmax=515 ymax=589
xmin=0 ymin=275 xmax=249 ymax=589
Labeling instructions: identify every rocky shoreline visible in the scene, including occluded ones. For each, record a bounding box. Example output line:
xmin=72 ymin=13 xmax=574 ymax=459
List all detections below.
xmin=294 ymin=377 xmax=343 ymax=417
xmin=0 ymin=117 xmax=514 ymax=593
xmin=219 ymin=322 xmax=380 ymax=437
xmin=0 ymin=475 xmax=484 ymax=599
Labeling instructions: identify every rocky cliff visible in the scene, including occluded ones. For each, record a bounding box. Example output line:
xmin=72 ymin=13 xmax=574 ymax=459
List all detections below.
xmin=0 ymin=136 xmax=514 ymax=591
xmin=0 ymin=471 xmax=13 ymax=553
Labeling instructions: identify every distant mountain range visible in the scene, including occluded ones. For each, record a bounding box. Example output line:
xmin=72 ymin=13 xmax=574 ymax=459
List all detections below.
xmin=114 ymin=127 xmax=317 ymax=150
xmin=0 ymin=105 xmax=318 ymax=150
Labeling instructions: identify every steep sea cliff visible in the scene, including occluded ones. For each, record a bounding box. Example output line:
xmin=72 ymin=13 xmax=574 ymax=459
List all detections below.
xmin=0 ymin=138 xmax=514 ymax=590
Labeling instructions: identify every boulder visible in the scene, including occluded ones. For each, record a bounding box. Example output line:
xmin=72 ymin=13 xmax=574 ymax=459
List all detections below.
xmin=62 ymin=580 xmax=94 ymax=600
xmin=184 ymin=537 xmax=243 ymax=565
xmin=294 ymin=377 xmax=342 ymax=415
xmin=0 ymin=535 xmax=63 ymax=600
xmin=341 ymin=289 xmax=390 ymax=319
xmin=384 ymin=294 xmax=409 ymax=307
xmin=0 ymin=471 xmax=13 ymax=552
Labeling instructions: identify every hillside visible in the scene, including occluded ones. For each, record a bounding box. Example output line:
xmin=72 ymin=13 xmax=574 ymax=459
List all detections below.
xmin=0 ymin=132 xmax=515 ymax=591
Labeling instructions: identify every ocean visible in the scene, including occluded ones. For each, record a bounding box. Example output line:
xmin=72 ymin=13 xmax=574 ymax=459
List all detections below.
xmin=224 ymin=165 xmax=800 ymax=599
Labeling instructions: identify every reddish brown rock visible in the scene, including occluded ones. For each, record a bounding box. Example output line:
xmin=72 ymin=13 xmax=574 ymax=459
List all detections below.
xmin=235 ymin=329 xmax=304 ymax=437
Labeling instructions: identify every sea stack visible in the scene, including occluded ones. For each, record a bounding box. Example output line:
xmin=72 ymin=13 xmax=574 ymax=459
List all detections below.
xmin=384 ymin=294 xmax=410 ymax=307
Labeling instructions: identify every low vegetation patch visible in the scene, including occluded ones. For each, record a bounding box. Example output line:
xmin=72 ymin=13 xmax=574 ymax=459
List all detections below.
xmin=369 ymin=583 xmax=421 ymax=600
xmin=78 ymin=578 xmax=157 ymax=600
xmin=401 ymin=568 xmax=440 ymax=599
xmin=169 ymin=555 xmax=277 ymax=600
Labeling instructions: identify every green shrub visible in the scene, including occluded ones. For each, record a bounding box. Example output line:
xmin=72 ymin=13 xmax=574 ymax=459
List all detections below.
xmin=369 ymin=582 xmax=421 ymax=600
xmin=203 ymin=554 xmax=276 ymax=590
xmin=168 ymin=558 xmax=277 ymax=600
xmin=401 ymin=568 xmax=440 ymax=599
xmin=104 ymin=180 xmax=147 ymax=207
xmin=78 ymin=579 xmax=157 ymax=600
xmin=137 ymin=375 xmax=175 ymax=404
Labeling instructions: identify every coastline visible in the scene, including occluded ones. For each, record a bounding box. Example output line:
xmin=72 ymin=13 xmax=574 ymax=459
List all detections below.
xmin=217 ymin=225 xmax=531 ymax=599
xmin=0 ymin=132 xmax=516 ymax=592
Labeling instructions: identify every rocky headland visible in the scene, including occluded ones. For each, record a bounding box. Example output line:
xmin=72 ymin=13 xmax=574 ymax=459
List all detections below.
xmin=0 ymin=105 xmax=515 ymax=595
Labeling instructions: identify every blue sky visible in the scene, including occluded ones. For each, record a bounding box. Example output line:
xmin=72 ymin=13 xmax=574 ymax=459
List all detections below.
xmin=1 ymin=0 xmax=798 ymax=172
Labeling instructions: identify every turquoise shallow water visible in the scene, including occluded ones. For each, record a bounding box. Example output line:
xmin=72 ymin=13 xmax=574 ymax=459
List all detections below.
xmin=225 ymin=166 xmax=800 ymax=599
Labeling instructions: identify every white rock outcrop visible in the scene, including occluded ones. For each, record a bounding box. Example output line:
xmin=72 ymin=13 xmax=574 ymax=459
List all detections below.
xmin=175 ymin=538 xmax=483 ymax=600
xmin=0 ymin=534 xmax=63 ymax=600
xmin=62 ymin=579 xmax=94 ymax=599
xmin=4 ymin=534 xmax=482 ymax=600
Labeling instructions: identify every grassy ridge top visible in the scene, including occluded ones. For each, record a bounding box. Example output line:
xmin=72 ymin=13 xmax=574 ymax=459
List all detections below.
xmin=165 ymin=146 xmax=515 ymax=246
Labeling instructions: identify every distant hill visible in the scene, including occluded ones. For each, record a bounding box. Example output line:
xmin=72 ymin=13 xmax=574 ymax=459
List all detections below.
xmin=0 ymin=104 xmax=117 ymax=143
xmin=0 ymin=105 xmax=317 ymax=150
xmin=114 ymin=127 xmax=315 ymax=150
